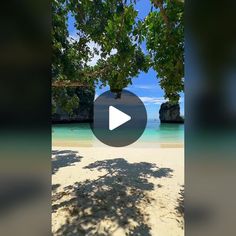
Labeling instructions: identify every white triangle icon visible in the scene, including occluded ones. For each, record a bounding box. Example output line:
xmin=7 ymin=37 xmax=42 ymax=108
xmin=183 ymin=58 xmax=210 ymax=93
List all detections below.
xmin=109 ymin=106 xmax=131 ymax=131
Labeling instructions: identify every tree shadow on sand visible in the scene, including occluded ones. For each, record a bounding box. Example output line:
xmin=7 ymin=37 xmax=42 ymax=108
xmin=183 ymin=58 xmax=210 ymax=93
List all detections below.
xmin=52 ymin=150 xmax=83 ymax=175
xmin=52 ymin=158 xmax=173 ymax=235
xmin=175 ymin=186 xmax=184 ymax=229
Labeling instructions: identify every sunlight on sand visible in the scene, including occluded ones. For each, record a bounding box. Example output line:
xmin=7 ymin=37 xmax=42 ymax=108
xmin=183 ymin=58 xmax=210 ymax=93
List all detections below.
xmin=52 ymin=146 xmax=184 ymax=236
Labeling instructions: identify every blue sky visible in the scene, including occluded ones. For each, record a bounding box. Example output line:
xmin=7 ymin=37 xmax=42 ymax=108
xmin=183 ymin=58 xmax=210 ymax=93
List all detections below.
xmin=68 ymin=1 xmax=184 ymax=119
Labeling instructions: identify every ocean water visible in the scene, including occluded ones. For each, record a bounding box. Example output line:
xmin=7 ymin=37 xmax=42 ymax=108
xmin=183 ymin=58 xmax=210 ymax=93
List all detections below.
xmin=52 ymin=120 xmax=184 ymax=144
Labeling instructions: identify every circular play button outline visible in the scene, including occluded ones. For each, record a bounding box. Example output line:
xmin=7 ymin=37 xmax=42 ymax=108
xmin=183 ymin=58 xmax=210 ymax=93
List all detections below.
xmin=90 ymin=90 xmax=147 ymax=147
xmin=109 ymin=106 xmax=131 ymax=131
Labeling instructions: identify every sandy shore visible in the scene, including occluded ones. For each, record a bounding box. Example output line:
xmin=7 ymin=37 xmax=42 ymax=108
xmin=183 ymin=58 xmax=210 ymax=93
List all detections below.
xmin=52 ymin=145 xmax=184 ymax=236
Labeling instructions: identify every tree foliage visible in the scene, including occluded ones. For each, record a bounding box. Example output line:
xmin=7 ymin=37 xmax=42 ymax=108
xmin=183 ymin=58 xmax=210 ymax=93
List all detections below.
xmin=69 ymin=0 xmax=150 ymax=93
xmin=52 ymin=0 xmax=85 ymax=113
xmin=52 ymin=0 xmax=184 ymax=113
xmin=143 ymin=0 xmax=184 ymax=104
xmin=52 ymin=0 xmax=150 ymax=113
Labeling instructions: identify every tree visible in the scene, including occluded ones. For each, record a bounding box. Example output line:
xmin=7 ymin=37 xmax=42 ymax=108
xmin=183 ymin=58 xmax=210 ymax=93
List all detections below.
xmin=52 ymin=0 xmax=184 ymax=114
xmin=143 ymin=0 xmax=184 ymax=104
xmin=52 ymin=0 xmax=90 ymax=114
xmin=52 ymin=0 xmax=150 ymax=114
xmin=69 ymin=0 xmax=150 ymax=96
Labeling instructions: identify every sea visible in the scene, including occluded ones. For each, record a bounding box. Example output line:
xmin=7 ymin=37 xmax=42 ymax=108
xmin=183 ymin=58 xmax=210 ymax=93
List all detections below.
xmin=52 ymin=120 xmax=184 ymax=146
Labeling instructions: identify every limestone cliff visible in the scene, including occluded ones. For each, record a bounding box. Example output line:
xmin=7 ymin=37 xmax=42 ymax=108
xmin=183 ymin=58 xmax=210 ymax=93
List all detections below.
xmin=52 ymin=88 xmax=95 ymax=123
xmin=159 ymin=102 xmax=184 ymax=123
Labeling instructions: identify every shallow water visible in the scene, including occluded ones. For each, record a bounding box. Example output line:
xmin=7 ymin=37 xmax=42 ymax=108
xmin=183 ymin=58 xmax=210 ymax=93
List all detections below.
xmin=52 ymin=120 xmax=184 ymax=145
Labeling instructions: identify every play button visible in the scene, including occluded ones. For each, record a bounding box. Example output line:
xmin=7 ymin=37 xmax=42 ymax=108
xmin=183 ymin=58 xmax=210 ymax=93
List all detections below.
xmin=109 ymin=106 xmax=131 ymax=131
xmin=90 ymin=90 xmax=147 ymax=147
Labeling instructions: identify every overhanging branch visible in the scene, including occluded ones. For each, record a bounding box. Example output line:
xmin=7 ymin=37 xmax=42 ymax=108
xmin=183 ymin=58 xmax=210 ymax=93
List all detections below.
xmin=52 ymin=80 xmax=91 ymax=88
xmin=52 ymin=64 xmax=112 ymax=88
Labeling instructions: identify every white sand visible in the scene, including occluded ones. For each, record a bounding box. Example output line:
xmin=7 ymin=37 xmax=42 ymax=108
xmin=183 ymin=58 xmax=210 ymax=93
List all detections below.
xmin=52 ymin=146 xmax=184 ymax=236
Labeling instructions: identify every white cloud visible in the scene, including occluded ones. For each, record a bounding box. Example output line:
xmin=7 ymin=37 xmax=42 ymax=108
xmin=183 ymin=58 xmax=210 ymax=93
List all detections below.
xmin=140 ymin=96 xmax=184 ymax=105
xmin=132 ymin=85 xmax=155 ymax=89
xmin=87 ymin=41 xmax=102 ymax=66
xmin=139 ymin=96 xmax=167 ymax=105
xmin=69 ymin=33 xmax=117 ymax=66
xmin=94 ymin=93 xmax=167 ymax=105
xmin=87 ymin=42 xmax=117 ymax=66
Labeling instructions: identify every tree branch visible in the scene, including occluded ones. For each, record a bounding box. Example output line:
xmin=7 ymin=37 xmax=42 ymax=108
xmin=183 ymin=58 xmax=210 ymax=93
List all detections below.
xmin=153 ymin=0 xmax=170 ymax=29
xmin=52 ymin=64 xmax=111 ymax=88
xmin=52 ymin=80 xmax=91 ymax=88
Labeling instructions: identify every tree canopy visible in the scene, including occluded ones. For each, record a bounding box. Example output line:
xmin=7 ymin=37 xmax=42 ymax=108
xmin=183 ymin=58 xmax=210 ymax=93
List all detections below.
xmin=52 ymin=0 xmax=184 ymax=113
xmin=144 ymin=0 xmax=184 ymax=104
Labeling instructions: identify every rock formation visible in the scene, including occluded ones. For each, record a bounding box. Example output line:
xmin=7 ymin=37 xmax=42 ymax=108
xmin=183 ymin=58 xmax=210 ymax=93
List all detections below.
xmin=159 ymin=102 xmax=184 ymax=123
xmin=52 ymin=88 xmax=95 ymax=123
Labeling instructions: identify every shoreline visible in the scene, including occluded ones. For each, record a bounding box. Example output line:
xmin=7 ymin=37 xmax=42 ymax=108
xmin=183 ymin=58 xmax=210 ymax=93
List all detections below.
xmin=52 ymin=139 xmax=184 ymax=148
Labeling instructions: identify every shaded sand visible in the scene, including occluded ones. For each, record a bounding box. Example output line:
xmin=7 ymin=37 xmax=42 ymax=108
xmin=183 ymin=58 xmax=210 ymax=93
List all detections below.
xmin=52 ymin=146 xmax=184 ymax=236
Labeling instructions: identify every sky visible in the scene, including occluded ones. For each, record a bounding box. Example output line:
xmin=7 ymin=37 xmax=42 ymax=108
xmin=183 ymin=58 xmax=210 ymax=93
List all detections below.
xmin=68 ymin=1 xmax=184 ymax=120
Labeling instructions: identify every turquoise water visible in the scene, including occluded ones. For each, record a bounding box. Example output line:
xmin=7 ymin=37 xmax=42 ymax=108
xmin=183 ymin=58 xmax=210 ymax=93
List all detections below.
xmin=52 ymin=120 xmax=184 ymax=143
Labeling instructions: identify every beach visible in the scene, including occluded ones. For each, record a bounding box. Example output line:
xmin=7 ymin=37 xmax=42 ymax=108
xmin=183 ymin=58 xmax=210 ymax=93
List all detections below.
xmin=52 ymin=143 xmax=184 ymax=235
xmin=51 ymin=0 xmax=185 ymax=233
